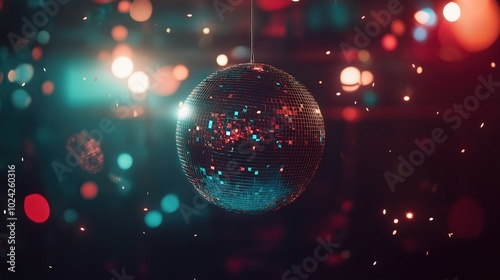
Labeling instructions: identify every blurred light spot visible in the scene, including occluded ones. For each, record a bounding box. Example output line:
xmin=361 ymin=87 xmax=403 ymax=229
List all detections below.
xmin=127 ymin=71 xmax=149 ymax=94
xmin=231 ymin=45 xmax=250 ymax=60
xmin=326 ymin=50 xmax=331 ymax=55
xmin=342 ymin=84 xmax=359 ymax=92
xmin=392 ymin=230 xmax=397 ymax=235
xmin=111 ymin=25 xmax=128 ymax=41
xmin=32 ymin=46 xmax=43 ymax=61
xmin=112 ymin=56 xmax=134 ymax=79
xmin=342 ymin=107 xmax=358 ymax=122
xmin=129 ymin=0 xmax=153 ymax=22
xmin=42 ymin=80 xmax=54 ymax=95
xmin=24 ymin=194 xmax=50 ymax=223
xmin=461 ymin=148 xmax=466 ymax=153
xmin=421 ymin=8 xmax=437 ymax=26
xmin=166 ymin=27 xmax=171 ymax=33
xmin=362 ymin=90 xmax=378 ymax=106
xmin=357 ymin=50 xmax=370 ymax=62
xmin=178 ymin=105 xmax=190 ymax=119
xmin=11 ymin=89 xmax=32 ymax=109
xmin=8 ymin=70 xmax=16 ymax=82
xmin=429 ymin=217 xmax=434 ymax=221
xmin=14 ymin=63 xmax=34 ymax=84
xmin=80 ymin=181 xmax=99 ymax=200
xmin=391 ymin=19 xmax=406 ymax=36
xmin=187 ymin=13 xmax=192 ymax=17
xmin=382 ymin=34 xmax=398 ymax=52
xmin=37 ymin=30 xmax=50 ymax=45
xmin=153 ymin=66 xmax=180 ymax=96
xmin=492 ymin=62 xmax=496 ymax=68
xmin=393 ymin=218 xmax=399 ymax=224
xmin=117 ymin=0 xmax=131 ymax=13
xmin=80 ymin=227 xmax=85 ymax=231
xmin=257 ymin=0 xmax=291 ymax=11
xmin=112 ymin=44 xmax=133 ymax=58
xmin=414 ymin=10 xmax=430 ymax=25
xmin=404 ymin=95 xmax=410 ymax=101
xmin=202 ymin=27 xmax=210 ymax=34
xmin=340 ymin=66 xmax=360 ymax=86
xmin=373 ymin=261 xmax=377 ymax=266
xmin=360 ymin=71 xmax=374 ymax=86
xmin=416 ymin=66 xmax=423 ymax=74
xmin=413 ymin=26 xmax=428 ymax=42
xmin=335 ymin=92 xmax=341 ymax=96
xmin=63 ymin=209 xmax=78 ymax=223
xmin=449 ymin=0 xmax=500 ymax=52
xmin=406 ymin=212 xmax=414 ymax=219
xmin=117 ymin=153 xmax=133 ymax=170
xmin=216 ymin=54 xmax=228 ymax=66
xmin=382 ymin=209 xmax=387 ymax=215
xmin=161 ymin=194 xmax=180 ymax=213
xmin=144 ymin=210 xmax=162 ymax=228
xmin=173 ymin=64 xmax=189 ymax=81
xmin=443 ymin=2 xmax=461 ymax=22
xmin=480 ymin=122 xmax=485 ymax=128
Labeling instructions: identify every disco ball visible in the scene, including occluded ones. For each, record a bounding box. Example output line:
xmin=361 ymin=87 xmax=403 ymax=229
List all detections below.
xmin=176 ymin=63 xmax=325 ymax=214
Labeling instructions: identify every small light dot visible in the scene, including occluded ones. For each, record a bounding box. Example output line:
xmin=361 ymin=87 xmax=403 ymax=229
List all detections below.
xmin=203 ymin=27 xmax=210 ymax=34
xmin=43 ymin=68 xmax=46 ymax=72
xmin=187 ymin=14 xmax=193 ymax=17
xmin=83 ymin=77 xmax=87 ymax=81
xmin=354 ymin=101 xmax=357 ymax=104
xmin=392 ymin=230 xmax=397 ymax=235
xmin=412 ymin=63 xmax=416 ymax=68
xmin=480 ymin=122 xmax=485 ymax=128
xmin=393 ymin=218 xmax=399 ymax=224
xmin=365 ymin=107 xmax=369 ymax=112
xmin=429 ymin=217 xmax=434 ymax=221
xmin=121 ymin=186 xmax=125 ymax=190
xmin=448 ymin=232 xmax=454 ymax=237
xmin=461 ymin=148 xmax=465 ymax=153
xmin=21 ymin=157 xmax=24 ymax=161
xmin=80 ymin=227 xmax=85 ymax=231
xmin=144 ymin=208 xmax=148 ymax=212
xmin=416 ymin=66 xmax=423 ymax=74
xmin=21 ymin=82 xmax=26 ymax=87
xmin=336 ymin=92 xmax=341 ymax=96
xmin=436 ymin=111 xmax=440 ymax=115
xmin=194 ymin=233 xmax=198 ymax=237
xmin=491 ymin=62 xmax=496 ymax=68
xmin=326 ymin=50 xmax=331 ymax=55
xmin=166 ymin=28 xmax=171 ymax=33
xmin=373 ymin=261 xmax=377 ymax=266
xmin=49 ymin=265 xmax=52 ymax=268
xmin=382 ymin=209 xmax=387 ymax=215
xmin=83 ymin=16 xmax=87 ymax=21
xmin=361 ymin=15 xmax=366 ymax=19
xmin=318 ymin=80 xmax=323 ymax=84
xmin=406 ymin=212 xmax=413 ymax=219
xmin=388 ymin=149 xmax=392 ymax=153
xmin=404 ymin=96 xmax=410 ymax=101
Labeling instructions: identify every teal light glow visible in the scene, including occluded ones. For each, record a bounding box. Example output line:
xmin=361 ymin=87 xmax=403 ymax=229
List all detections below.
xmin=117 ymin=153 xmax=133 ymax=170
xmin=161 ymin=194 xmax=180 ymax=213
xmin=11 ymin=89 xmax=31 ymax=109
xmin=144 ymin=210 xmax=163 ymax=228
xmin=363 ymin=91 xmax=378 ymax=106
xmin=63 ymin=209 xmax=79 ymax=223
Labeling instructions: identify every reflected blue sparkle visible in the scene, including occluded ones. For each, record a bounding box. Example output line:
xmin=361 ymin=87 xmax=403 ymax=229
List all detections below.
xmin=422 ymin=8 xmax=437 ymax=26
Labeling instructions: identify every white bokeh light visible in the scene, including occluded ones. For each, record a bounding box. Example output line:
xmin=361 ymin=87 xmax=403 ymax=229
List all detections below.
xmin=127 ymin=71 xmax=149 ymax=94
xmin=112 ymin=56 xmax=134 ymax=79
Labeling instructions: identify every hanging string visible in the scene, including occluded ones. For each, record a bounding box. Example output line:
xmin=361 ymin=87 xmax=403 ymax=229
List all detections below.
xmin=250 ymin=0 xmax=255 ymax=63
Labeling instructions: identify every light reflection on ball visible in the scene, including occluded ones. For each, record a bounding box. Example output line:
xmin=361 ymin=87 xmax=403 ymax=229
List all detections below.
xmin=176 ymin=63 xmax=325 ymax=214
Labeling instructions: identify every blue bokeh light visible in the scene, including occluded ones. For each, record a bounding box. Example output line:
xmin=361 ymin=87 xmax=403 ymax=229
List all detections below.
xmin=161 ymin=194 xmax=180 ymax=213
xmin=144 ymin=210 xmax=163 ymax=228
xmin=117 ymin=153 xmax=133 ymax=170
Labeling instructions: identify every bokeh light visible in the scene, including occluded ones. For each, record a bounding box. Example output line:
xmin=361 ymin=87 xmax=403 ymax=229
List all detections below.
xmin=117 ymin=153 xmax=133 ymax=170
xmin=362 ymin=91 xmax=378 ymax=106
xmin=357 ymin=50 xmax=370 ymax=62
xmin=413 ymin=26 xmax=428 ymax=42
xmin=112 ymin=44 xmax=133 ymax=58
xmin=129 ymin=0 xmax=153 ymax=22
xmin=391 ymin=19 xmax=406 ymax=36
xmin=32 ymin=46 xmax=43 ymax=61
xmin=414 ymin=10 xmax=430 ymax=25
xmin=257 ymin=0 xmax=291 ymax=11
xmin=216 ymin=54 xmax=228 ymax=66
xmin=112 ymin=56 xmax=134 ymax=79
xmin=342 ymin=107 xmax=359 ymax=122
xmin=381 ymin=34 xmax=398 ymax=51
xmin=443 ymin=2 xmax=461 ymax=22
xmin=11 ymin=89 xmax=32 ymax=109
xmin=117 ymin=0 xmax=131 ymax=13
xmin=449 ymin=0 xmax=500 ymax=52
xmin=153 ymin=66 xmax=180 ymax=96
xmin=161 ymin=194 xmax=180 ymax=213
xmin=447 ymin=196 xmax=485 ymax=238
xmin=37 ymin=30 xmax=50 ymax=45
xmin=172 ymin=64 xmax=189 ymax=81
xmin=144 ymin=210 xmax=162 ymax=228
xmin=202 ymin=27 xmax=210 ymax=34
xmin=80 ymin=181 xmax=99 ymax=200
xmin=14 ymin=63 xmax=34 ymax=84
xmin=421 ymin=8 xmax=437 ymax=26
xmin=63 ymin=209 xmax=79 ymax=223
xmin=340 ymin=66 xmax=360 ymax=86
xmin=42 ymin=80 xmax=54 ymax=95
xmin=360 ymin=71 xmax=374 ymax=86
xmin=127 ymin=71 xmax=149 ymax=94
xmin=231 ymin=45 xmax=250 ymax=60
xmin=24 ymin=194 xmax=50 ymax=223
xmin=111 ymin=25 xmax=128 ymax=41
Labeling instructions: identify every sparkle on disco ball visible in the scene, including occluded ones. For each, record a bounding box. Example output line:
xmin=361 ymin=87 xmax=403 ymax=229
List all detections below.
xmin=176 ymin=63 xmax=325 ymax=214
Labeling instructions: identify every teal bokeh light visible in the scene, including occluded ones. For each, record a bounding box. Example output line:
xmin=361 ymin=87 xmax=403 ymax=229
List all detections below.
xmin=161 ymin=194 xmax=180 ymax=213
xmin=144 ymin=211 xmax=163 ymax=228
xmin=117 ymin=153 xmax=133 ymax=170
xmin=63 ymin=209 xmax=79 ymax=223
xmin=363 ymin=91 xmax=378 ymax=106
xmin=11 ymin=89 xmax=32 ymax=109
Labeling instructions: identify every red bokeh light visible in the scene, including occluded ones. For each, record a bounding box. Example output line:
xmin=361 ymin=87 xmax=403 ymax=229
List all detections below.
xmin=257 ymin=0 xmax=291 ymax=11
xmin=447 ymin=196 xmax=485 ymax=238
xmin=32 ymin=46 xmax=43 ymax=61
xmin=382 ymin=34 xmax=398 ymax=51
xmin=24 ymin=194 xmax=50 ymax=223
xmin=80 ymin=181 xmax=99 ymax=200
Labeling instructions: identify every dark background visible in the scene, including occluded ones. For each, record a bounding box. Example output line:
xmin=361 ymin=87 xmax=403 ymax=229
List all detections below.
xmin=1 ymin=0 xmax=500 ymax=279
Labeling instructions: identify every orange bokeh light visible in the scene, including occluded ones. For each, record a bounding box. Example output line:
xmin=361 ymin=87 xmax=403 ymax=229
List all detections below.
xmin=117 ymin=0 xmax=131 ymax=13
xmin=111 ymin=25 xmax=128 ymax=41
xmin=129 ymin=0 xmax=153 ymax=22
xmin=112 ymin=44 xmax=133 ymax=58
xmin=172 ymin=64 xmax=189 ymax=81
xmin=42 ymin=80 xmax=54 ymax=95
xmin=32 ymin=46 xmax=43 ymax=61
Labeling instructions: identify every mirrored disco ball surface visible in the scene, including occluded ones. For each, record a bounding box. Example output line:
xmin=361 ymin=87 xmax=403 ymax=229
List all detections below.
xmin=176 ymin=63 xmax=325 ymax=214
